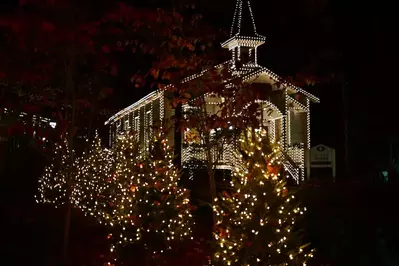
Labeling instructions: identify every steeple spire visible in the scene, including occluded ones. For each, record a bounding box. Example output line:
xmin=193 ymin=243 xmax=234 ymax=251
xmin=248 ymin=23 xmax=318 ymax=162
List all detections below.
xmin=222 ymin=0 xmax=266 ymax=67
xmin=230 ymin=0 xmax=258 ymax=37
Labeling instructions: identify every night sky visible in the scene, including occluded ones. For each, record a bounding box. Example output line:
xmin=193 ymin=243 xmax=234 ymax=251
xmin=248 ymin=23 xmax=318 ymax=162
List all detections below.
xmin=1 ymin=2 xmax=398 ymax=264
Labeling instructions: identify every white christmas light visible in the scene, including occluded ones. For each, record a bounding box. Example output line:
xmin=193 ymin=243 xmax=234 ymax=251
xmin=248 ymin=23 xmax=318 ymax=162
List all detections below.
xmin=104 ymin=0 xmax=320 ymax=184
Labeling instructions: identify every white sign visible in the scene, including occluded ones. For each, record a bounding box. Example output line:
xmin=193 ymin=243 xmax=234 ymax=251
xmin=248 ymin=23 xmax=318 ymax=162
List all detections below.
xmin=310 ymin=144 xmax=333 ymax=163
xmin=309 ymin=144 xmax=336 ymax=178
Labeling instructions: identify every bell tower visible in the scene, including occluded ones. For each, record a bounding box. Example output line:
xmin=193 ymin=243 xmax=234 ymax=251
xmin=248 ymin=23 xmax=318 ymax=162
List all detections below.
xmin=222 ymin=0 xmax=266 ymax=68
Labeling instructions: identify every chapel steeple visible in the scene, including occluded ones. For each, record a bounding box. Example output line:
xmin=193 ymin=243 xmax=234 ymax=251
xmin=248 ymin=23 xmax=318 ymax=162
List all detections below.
xmin=222 ymin=0 xmax=266 ymax=67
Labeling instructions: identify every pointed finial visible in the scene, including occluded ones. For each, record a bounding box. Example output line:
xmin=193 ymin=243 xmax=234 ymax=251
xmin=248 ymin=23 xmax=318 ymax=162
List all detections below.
xmin=230 ymin=0 xmax=259 ymax=37
xmin=222 ymin=0 xmax=266 ymax=66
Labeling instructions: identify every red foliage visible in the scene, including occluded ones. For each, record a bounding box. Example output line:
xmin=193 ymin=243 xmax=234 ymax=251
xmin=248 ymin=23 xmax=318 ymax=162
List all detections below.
xmin=110 ymin=65 xmax=118 ymax=76
xmin=101 ymin=45 xmax=110 ymax=53
xmin=76 ymin=99 xmax=92 ymax=108
xmin=41 ymin=21 xmax=56 ymax=32
xmin=8 ymin=122 xmax=25 ymax=136
xmin=23 ymin=104 xmax=41 ymax=113
xmin=26 ymin=126 xmax=34 ymax=136
xmin=103 ymin=87 xmax=113 ymax=95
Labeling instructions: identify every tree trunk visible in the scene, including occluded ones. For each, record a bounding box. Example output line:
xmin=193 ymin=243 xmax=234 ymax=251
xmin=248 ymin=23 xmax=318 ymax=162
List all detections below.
xmin=200 ymin=97 xmax=217 ymax=225
xmin=62 ymin=49 xmax=77 ymax=265
xmin=85 ymin=107 xmax=96 ymax=153
xmin=62 ymin=200 xmax=72 ymax=265
xmin=342 ymin=80 xmax=349 ymax=178
xmin=204 ymin=133 xmax=217 ymax=223
xmin=173 ymin=102 xmax=182 ymax=170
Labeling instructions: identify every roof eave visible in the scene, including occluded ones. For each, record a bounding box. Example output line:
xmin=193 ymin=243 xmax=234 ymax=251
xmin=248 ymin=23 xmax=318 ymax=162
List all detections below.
xmin=241 ymin=67 xmax=320 ymax=103
xmin=104 ymin=90 xmax=163 ymax=125
xmin=221 ymin=35 xmax=266 ymax=49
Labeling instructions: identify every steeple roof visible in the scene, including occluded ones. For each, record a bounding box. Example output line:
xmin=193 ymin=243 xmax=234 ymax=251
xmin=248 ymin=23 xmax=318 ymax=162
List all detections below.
xmin=230 ymin=0 xmax=258 ymax=37
xmin=222 ymin=0 xmax=266 ymax=49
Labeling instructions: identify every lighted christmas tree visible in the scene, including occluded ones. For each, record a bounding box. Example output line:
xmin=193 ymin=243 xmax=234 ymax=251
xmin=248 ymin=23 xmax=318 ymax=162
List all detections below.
xmin=96 ymin=131 xmax=194 ymax=262
xmin=96 ymin=132 xmax=140 ymax=229
xmin=72 ymin=133 xmax=114 ymax=219
xmin=211 ymin=128 xmax=314 ymax=265
xmin=36 ymin=136 xmax=76 ymax=207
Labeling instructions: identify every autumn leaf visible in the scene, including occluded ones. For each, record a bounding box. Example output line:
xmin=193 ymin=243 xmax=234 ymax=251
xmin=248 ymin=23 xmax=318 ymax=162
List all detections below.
xmin=102 ymin=45 xmax=110 ymax=53
xmin=10 ymin=22 xmax=20 ymax=33
xmin=171 ymin=98 xmax=180 ymax=108
xmin=186 ymin=43 xmax=195 ymax=51
xmin=150 ymin=68 xmax=159 ymax=79
xmin=71 ymin=126 xmax=78 ymax=137
xmin=76 ymin=99 xmax=92 ymax=108
xmin=8 ymin=122 xmax=25 ymax=136
xmin=23 ymin=104 xmax=40 ymax=112
xmin=103 ymin=87 xmax=113 ymax=95
xmin=172 ymin=10 xmax=183 ymax=21
xmin=162 ymin=72 xmax=171 ymax=80
xmin=42 ymin=21 xmax=56 ymax=32
xmin=305 ymin=77 xmax=316 ymax=86
xmin=110 ymin=65 xmax=118 ymax=76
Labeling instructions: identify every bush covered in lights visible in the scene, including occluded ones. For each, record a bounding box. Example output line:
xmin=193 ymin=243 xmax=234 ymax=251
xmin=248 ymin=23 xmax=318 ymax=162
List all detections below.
xmin=72 ymin=133 xmax=115 ymax=221
xmin=36 ymin=131 xmax=194 ymax=262
xmin=101 ymin=131 xmax=195 ymax=259
xmin=211 ymin=128 xmax=314 ymax=265
xmin=36 ymin=136 xmax=76 ymax=206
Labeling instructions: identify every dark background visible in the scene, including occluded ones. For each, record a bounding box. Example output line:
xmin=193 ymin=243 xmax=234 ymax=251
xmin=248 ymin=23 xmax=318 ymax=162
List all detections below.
xmin=1 ymin=0 xmax=399 ymax=265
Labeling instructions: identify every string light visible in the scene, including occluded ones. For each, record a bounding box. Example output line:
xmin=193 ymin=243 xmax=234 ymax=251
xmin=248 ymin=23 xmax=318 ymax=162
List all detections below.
xmin=210 ymin=128 xmax=314 ymax=265
xmin=104 ymin=0 xmax=319 ymax=184
xmin=104 ymin=90 xmax=164 ymax=126
xmin=306 ymin=98 xmax=311 ymax=150
xmin=287 ymin=95 xmax=307 ymax=110
xmin=286 ymin=95 xmax=291 ymax=147
xmin=222 ymin=0 xmax=266 ymax=62
xmin=36 ymin=136 xmax=75 ymax=207
xmin=100 ymin=132 xmax=194 ymax=260
xmin=71 ymin=133 xmax=114 ymax=220
xmin=37 ymin=131 xmax=194 ymax=262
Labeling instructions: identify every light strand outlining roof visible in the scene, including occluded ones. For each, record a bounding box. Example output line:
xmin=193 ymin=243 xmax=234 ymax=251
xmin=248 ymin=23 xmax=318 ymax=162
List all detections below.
xmin=105 ymin=63 xmax=319 ymax=125
xmin=286 ymin=95 xmax=308 ymax=110
xmin=104 ymin=61 xmax=232 ymax=125
xmin=104 ymin=90 xmax=163 ymax=125
xmin=240 ymin=67 xmax=320 ymax=103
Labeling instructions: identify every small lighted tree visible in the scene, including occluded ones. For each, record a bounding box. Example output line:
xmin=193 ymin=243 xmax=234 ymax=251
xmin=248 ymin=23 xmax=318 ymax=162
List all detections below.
xmin=36 ymin=136 xmax=76 ymax=207
xmin=98 ymin=132 xmax=140 ymax=228
xmin=211 ymin=128 xmax=314 ymax=265
xmin=88 ymin=131 xmax=194 ymax=263
xmin=72 ymin=133 xmax=114 ymax=219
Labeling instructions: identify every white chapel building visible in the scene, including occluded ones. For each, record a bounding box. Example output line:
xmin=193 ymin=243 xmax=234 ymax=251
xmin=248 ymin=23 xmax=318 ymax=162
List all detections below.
xmin=105 ymin=0 xmax=320 ymax=182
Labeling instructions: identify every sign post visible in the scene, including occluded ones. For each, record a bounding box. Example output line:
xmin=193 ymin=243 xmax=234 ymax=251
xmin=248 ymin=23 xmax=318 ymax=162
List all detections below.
xmin=310 ymin=144 xmax=336 ymax=179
